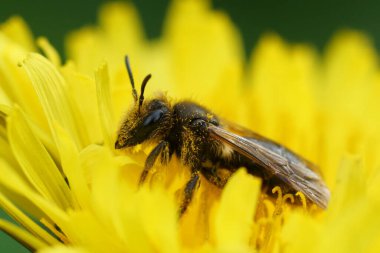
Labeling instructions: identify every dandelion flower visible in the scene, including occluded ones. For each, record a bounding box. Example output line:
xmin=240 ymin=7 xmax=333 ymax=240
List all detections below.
xmin=1 ymin=1 xmax=380 ymax=253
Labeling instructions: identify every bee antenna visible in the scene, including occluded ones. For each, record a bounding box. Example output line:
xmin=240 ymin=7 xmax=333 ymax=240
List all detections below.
xmin=124 ymin=55 xmax=138 ymax=103
xmin=139 ymin=74 xmax=152 ymax=112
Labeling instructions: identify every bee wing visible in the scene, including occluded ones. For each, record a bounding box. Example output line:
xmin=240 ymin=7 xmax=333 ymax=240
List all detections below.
xmin=221 ymin=119 xmax=323 ymax=174
xmin=208 ymin=124 xmax=330 ymax=209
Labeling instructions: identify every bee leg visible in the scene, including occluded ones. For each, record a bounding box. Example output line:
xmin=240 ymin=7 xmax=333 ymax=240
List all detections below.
xmin=200 ymin=167 xmax=228 ymax=188
xmin=160 ymin=142 xmax=171 ymax=165
xmin=139 ymin=140 xmax=169 ymax=186
xmin=179 ymin=170 xmax=200 ymax=216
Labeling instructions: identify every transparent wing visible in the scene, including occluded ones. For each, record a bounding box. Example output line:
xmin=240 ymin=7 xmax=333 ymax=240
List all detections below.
xmin=220 ymin=119 xmax=323 ymax=175
xmin=208 ymin=124 xmax=330 ymax=209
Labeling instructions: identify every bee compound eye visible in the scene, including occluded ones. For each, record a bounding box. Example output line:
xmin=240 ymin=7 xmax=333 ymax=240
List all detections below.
xmin=143 ymin=110 xmax=164 ymax=126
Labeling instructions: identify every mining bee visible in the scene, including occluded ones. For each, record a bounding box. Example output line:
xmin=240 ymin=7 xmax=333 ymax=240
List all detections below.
xmin=115 ymin=56 xmax=330 ymax=215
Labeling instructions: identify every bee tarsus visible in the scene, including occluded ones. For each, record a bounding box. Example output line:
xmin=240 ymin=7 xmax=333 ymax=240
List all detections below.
xmin=139 ymin=140 xmax=169 ymax=186
xmin=180 ymin=170 xmax=200 ymax=215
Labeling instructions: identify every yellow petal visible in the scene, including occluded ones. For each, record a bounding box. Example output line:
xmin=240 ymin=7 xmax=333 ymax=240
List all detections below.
xmin=0 ymin=16 xmax=35 ymax=51
xmin=66 ymin=2 xmax=144 ymax=76
xmin=0 ymin=161 xmax=71 ymax=240
xmin=247 ymin=34 xmax=318 ymax=161
xmin=321 ymin=31 xmax=379 ymax=183
xmin=281 ymin=211 xmax=322 ymax=253
xmin=212 ymin=169 xmax=261 ymax=251
xmin=37 ymin=37 xmax=62 ymax=67
xmin=63 ymin=211 xmax=125 ymax=253
xmin=282 ymin=155 xmax=380 ymax=253
xmin=163 ymin=0 xmax=243 ymax=112
xmin=38 ymin=245 xmax=89 ymax=253
xmin=61 ymin=64 xmax=101 ymax=145
xmin=0 ymin=158 xmax=46 ymax=219
xmin=138 ymin=188 xmax=180 ymax=253
xmin=85 ymin=145 xmax=120 ymax=220
xmin=79 ymin=145 xmax=137 ymax=249
xmin=0 ymin=219 xmax=47 ymax=251
xmin=328 ymin=156 xmax=365 ymax=216
xmin=54 ymin=123 xmax=90 ymax=210
xmin=0 ymin=35 xmax=46 ymax=125
xmin=0 ymin=156 xmax=68 ymax=237
xmin=0 ymin=192 xmax=59 ymax=245
xmin=20 ymin=53 xmax=83 ymax=149
xmin=95 ymin=62 xmax=114 ymax=149
xmin=7 ymin=106 xmax=73 ymax=209
xmin=0 ymin=106 xmax=20 ymax=170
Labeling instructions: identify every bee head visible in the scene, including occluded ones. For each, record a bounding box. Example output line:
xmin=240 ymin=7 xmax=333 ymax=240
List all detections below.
xmin=115 ymin=56 xmax=172 ymax=149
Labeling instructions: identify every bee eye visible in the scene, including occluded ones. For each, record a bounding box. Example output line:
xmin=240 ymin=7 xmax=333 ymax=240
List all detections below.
xmin=143 ymin=110 xmax=164 ymax=126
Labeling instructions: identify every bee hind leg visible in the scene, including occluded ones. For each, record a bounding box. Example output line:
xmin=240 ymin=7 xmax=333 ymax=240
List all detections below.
xmin=179 ymin=167 xmax=230 ymax=216
xmin=139 ymin=140 xmax=169 ymax=186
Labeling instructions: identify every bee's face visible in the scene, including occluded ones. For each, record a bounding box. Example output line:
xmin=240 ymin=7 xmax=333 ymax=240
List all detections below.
xmin=115 ymin=99 xmax=171 ymax=149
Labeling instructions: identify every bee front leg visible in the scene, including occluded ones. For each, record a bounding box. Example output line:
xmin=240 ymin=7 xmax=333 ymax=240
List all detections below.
xmin=179 ymin=169 xmax=200 ymax=216
xmin=139 ymin=140 xmax=169 ymax=186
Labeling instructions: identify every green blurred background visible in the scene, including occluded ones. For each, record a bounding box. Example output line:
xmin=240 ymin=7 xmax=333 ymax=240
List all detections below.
xmin=0 ymin=0 xmax=379 ymax=251
xmin=2 ymin=0 xmax=380 ymax=57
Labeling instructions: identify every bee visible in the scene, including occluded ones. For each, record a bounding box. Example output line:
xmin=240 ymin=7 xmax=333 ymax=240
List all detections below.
xmin=115 ymin=56 xmax=330 ymax=215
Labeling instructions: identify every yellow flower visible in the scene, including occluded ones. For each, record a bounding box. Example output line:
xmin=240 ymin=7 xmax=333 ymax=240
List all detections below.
xmin=0 ymin=0 xmax=380 ymax=253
